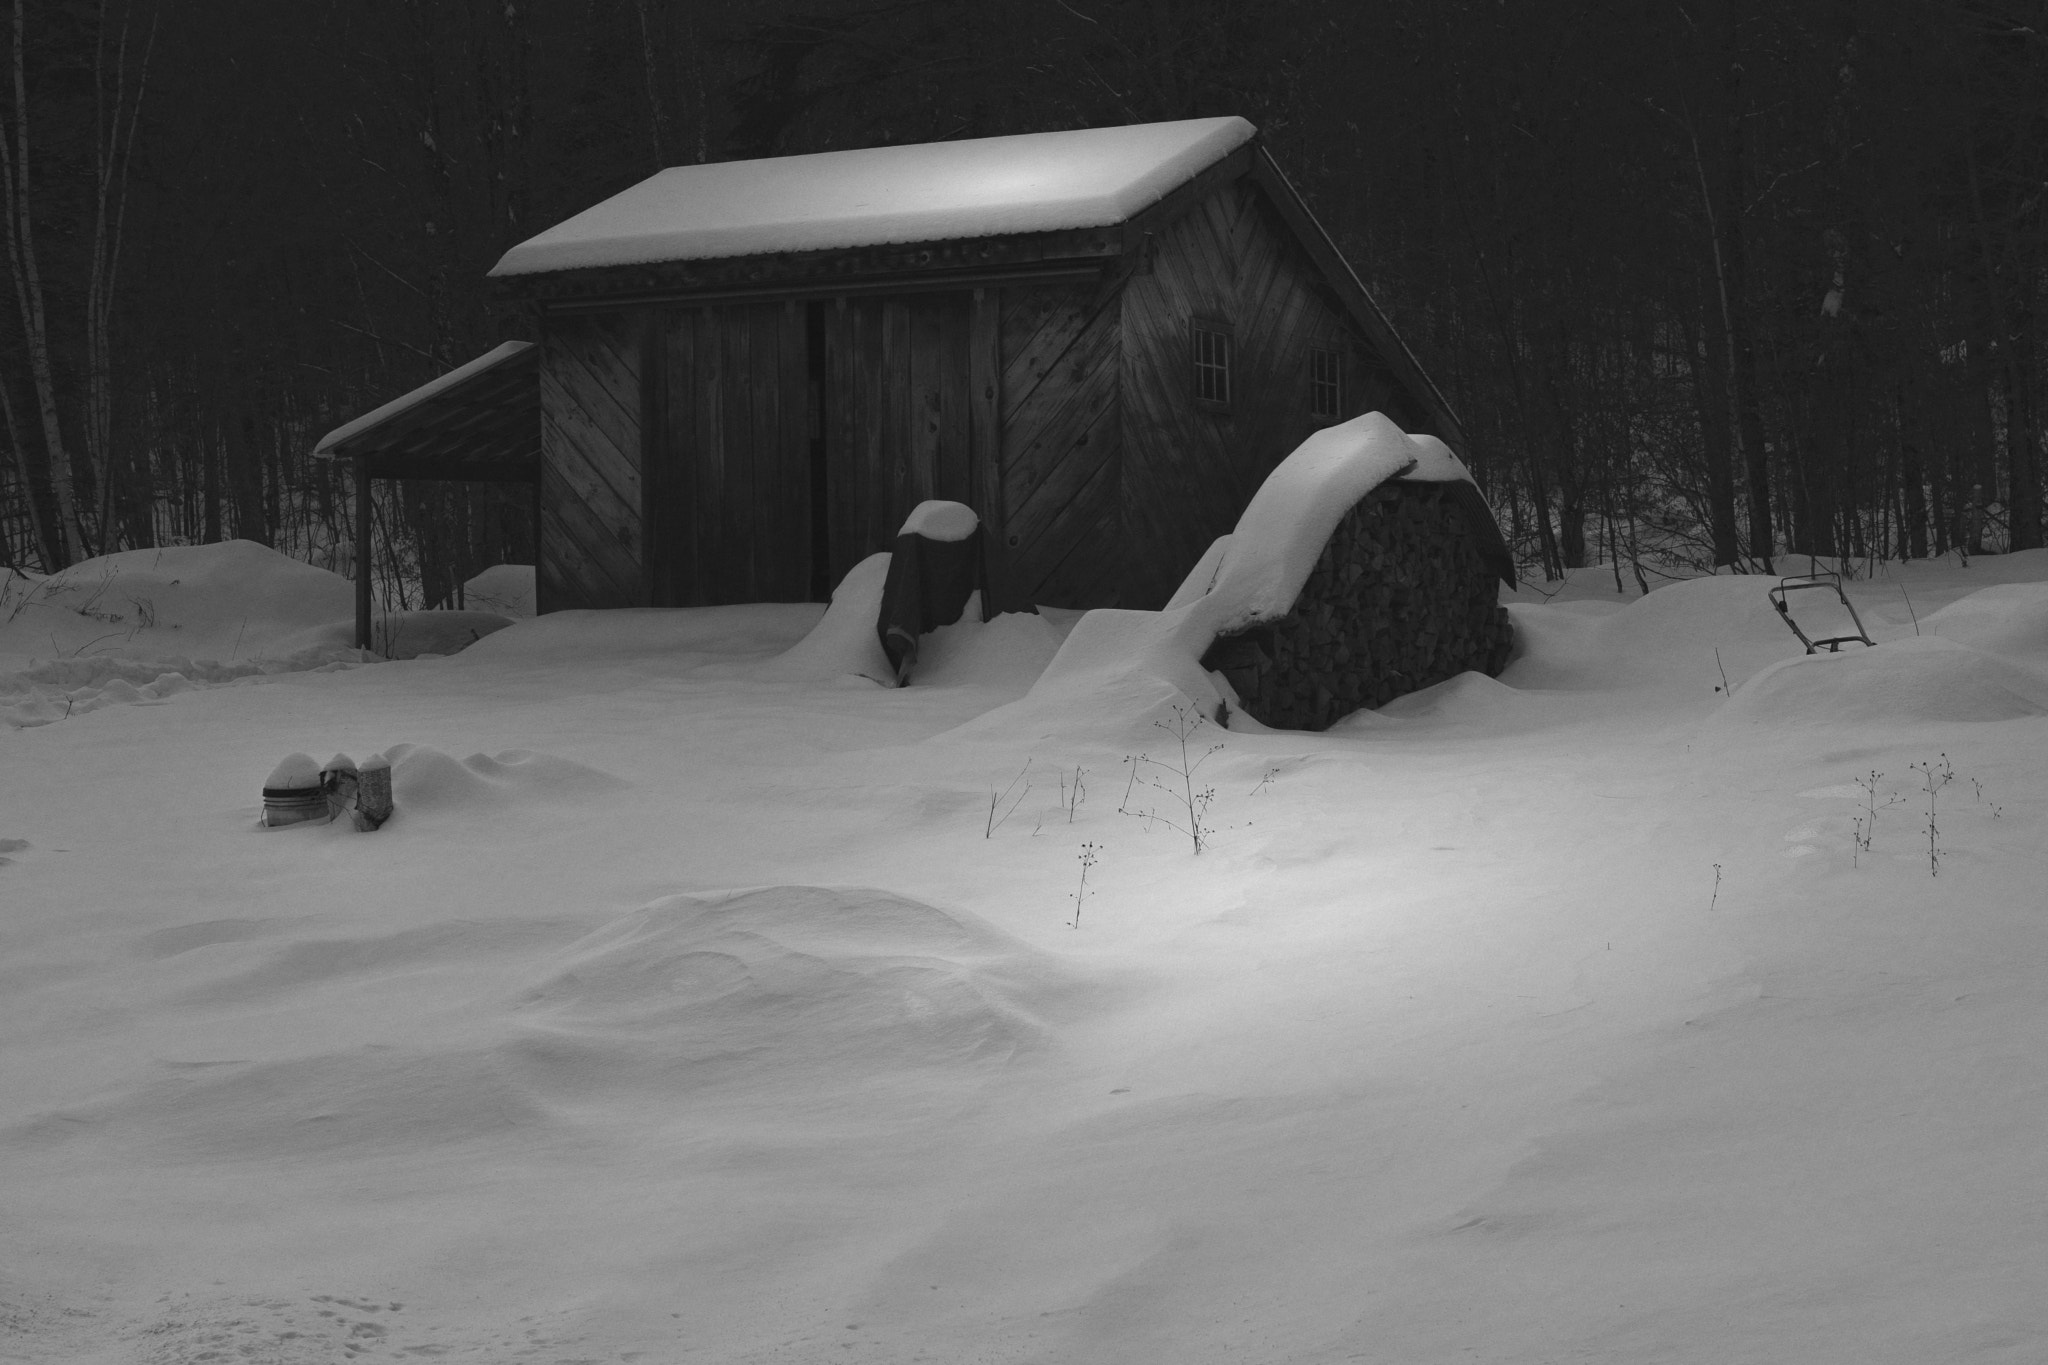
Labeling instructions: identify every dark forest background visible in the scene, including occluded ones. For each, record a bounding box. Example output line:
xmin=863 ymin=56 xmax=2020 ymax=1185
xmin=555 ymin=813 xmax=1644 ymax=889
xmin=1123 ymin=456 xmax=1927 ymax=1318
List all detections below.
xmin=3 ymin=0 xmax=2046 ymax=600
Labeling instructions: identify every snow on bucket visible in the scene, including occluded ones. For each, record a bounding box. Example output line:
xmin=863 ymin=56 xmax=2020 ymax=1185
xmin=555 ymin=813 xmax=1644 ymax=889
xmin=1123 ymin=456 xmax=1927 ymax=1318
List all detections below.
xmin=260 ymin=753 xmax=329 ymax=829
xmin=258 ymin=749 xmax=394 ymax=830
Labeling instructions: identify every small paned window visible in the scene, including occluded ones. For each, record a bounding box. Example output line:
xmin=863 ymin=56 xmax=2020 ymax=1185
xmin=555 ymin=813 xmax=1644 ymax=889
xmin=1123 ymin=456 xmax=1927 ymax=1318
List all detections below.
xmin=1308 ymin=346 xmax=1343 ymax=419
xmin=1191 ymin=320 xmax=1232 ymax=410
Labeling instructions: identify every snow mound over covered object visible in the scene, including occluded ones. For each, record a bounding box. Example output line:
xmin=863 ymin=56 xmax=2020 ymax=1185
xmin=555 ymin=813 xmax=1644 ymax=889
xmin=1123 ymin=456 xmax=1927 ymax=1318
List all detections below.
xmin=1924 ymin=581 xmax=2048 ymax=663
xmin=382 ymin=745 xmax=629 ymax=815
xmin=492 ymin=117 xmax=1254 ymax=275
xmin=0 ymin=540 xmax=356 ymax=670
xmin=1716 ymin=635 xmax=2048 ymax=727
xmin=1504 ymin=574 xmax=1805 ymax=693
xmin=505 ymin=886 xmax=1076 ymax=1112
xmin=0 ymin=541 xmax=534 ymax=726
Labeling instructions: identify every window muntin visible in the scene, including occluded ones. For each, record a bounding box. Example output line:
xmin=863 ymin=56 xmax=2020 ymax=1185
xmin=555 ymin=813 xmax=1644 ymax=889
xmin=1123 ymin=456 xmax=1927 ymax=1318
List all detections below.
xmin=1191 ymin=320 xmax=1232 ymax=410
xmin=1309 ymin=345 xmax=1343 ymax=419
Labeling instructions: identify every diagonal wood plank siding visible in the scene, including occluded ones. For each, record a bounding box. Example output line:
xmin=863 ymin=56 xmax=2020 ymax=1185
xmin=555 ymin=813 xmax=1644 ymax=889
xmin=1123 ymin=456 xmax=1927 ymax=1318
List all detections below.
xmin=1118 ymin=178 xmax=1373 ymax=609
xmin=539 ymin=311 xmax=646 ymax=609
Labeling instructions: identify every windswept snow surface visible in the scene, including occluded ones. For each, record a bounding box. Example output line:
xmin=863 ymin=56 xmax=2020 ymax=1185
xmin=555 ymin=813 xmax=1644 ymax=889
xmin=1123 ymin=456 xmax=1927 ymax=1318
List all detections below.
xmin=490 ymin=117 xmax=1255 ymax=275
xmin=5 ymin=546 xmax=2048 ymax=1363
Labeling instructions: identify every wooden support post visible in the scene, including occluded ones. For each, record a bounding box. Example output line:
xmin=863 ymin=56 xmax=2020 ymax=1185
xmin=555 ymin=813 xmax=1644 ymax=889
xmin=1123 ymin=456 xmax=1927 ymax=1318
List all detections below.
xmin=354 ymin=455 xmax=373 ymax=650
xmin=529 ymin=456 xmax=544 ymax=614
xmin=968 ymin=286 xmax=1002 ymax=617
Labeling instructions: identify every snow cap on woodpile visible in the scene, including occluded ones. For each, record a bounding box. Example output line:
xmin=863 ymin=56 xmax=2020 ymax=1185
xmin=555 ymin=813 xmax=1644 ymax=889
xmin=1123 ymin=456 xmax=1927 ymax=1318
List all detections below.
xmin=1190 ymin=411 xmax=1476 ymax=636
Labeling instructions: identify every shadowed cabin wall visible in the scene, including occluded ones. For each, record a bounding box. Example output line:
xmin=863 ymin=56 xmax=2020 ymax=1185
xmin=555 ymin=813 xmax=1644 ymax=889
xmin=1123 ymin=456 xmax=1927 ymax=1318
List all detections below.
xmin=538 ymin=310 xmax=646 ymax=611
xmin=1117 ymin=177 xmax=1431 ymax=609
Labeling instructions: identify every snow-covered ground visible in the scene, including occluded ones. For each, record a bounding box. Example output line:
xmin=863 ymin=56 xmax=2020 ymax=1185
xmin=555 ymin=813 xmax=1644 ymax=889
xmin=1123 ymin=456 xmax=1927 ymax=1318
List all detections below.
xmin=4 ymin=542 xmax=2046 ymax=1363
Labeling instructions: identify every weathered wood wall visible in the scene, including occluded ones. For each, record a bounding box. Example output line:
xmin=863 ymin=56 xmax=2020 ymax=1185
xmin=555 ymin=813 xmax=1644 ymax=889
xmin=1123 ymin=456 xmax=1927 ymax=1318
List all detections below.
xmin=1118 ymin=177 xmax=1436 ymax=610
xmin=650 ymin=301 xmax=811 ymax=605
xmin=538 ymin=311 xmax=646 ymax=610
xmin=820 ymin=294 xmax=976 ymax=585
xmin=1202 ymin=480 xmax=1514 ymax=730
xmin=996 ymin=281 xmax=1123 ymax=609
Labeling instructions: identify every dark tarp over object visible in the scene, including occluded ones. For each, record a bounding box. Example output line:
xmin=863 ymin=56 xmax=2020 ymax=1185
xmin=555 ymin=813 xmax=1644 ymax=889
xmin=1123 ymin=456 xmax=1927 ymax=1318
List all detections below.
xmin=877 ymin=521 xmax=987 ymax=686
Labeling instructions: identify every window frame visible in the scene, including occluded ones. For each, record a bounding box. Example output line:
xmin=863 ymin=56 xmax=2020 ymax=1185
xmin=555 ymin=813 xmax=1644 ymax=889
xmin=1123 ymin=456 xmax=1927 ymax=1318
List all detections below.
xmin=1190 ymin=317 xmax=1234 ymax=413
xmin=1308 ymin=343 xmax=1344 ymax=420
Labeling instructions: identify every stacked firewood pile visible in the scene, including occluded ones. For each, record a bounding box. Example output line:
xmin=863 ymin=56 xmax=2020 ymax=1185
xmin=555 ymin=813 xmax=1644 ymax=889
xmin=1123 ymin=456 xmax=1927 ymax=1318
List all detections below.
xmin=1202 ymin=480 xmax=1514 ymax=731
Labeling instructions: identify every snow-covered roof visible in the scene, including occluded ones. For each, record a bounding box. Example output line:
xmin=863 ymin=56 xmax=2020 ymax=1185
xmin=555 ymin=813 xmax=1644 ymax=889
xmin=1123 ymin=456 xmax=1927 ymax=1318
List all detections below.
xmin=313 ymin=341 xmax=534 ymax=456
xmin=490 ymin=117 xmax=1257 ymax=277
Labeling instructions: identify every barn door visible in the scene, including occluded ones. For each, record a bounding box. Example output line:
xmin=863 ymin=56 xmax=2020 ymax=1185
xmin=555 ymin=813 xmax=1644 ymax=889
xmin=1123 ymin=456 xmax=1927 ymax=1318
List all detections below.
xmin=819 ymin=293 xmax=975 ymax=586
xmin=651 ymin=301 xmax=812 ymax=605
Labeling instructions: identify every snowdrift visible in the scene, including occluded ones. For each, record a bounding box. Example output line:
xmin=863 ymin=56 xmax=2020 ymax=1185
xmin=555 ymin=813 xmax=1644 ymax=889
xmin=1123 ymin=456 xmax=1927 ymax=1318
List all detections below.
xmin=1503 ymin=573 xmax=1807 ymax=695
xmin=508 ymin=886 xmax=1080 ymax=1117
xmin=1924 ymin=580 xmax=2048 ymax=664
xmin=1717 ymin=634 xmax=2048 ymax=727
xmin=0 ymin=542 xmax=527 ymax=728
xmin=8 ymin=523 xmax=2048 ymax=1363
xmin=0 ymin=540 xmax=357 ymax=669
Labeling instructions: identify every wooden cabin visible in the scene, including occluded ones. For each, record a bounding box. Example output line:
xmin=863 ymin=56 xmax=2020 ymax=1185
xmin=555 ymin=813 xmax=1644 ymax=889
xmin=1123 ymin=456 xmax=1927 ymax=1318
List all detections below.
xmin=320 ymin=117 xmax=1473 ymax=632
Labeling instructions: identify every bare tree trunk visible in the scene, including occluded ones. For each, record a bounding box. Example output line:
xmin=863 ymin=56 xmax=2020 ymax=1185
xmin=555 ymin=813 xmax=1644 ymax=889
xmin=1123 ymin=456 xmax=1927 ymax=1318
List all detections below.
xmin=0 ymin=365 xmax=52 ymax=568
xmin=2006 ymin=290 xmax=2042 ymax=549
xmin=1681 ymin=280 xmax=1741 ymax=565
xmin=0 ymin=0 xmax=85 ymax=566
xmin=633 ymin=0 xmax=667 ymax=167
xmin=227 ymin=410 xmax=269 ymax=545
xmin=85 ymin=0 xmax=159 ymax=551
xmin=1689 ymin=3 xmax=1774 ymax=570
xmin=1685 ymin=78 xmax=1769 ymax=569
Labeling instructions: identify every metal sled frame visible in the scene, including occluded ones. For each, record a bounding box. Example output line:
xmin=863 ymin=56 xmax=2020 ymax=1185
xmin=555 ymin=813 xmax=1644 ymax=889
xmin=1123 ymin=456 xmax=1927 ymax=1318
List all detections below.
xmin=1768 ymin=572 xmax=1876 ymax=654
